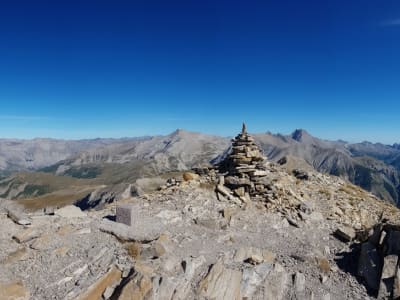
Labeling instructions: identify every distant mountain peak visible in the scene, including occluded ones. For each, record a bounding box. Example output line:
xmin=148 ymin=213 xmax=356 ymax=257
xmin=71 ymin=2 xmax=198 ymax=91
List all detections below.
xmin=291 ymin=129 xmax=311 ymax=142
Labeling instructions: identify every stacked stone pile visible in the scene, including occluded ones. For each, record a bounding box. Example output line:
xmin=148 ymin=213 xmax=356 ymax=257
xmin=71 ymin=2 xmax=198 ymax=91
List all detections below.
xmin=217 ymin=124 xmax=282 ymax=204
xmin=221 ymin=123 xmax=265 ymax=176
xmin=220 ymin=124 xmax=268 ymax=198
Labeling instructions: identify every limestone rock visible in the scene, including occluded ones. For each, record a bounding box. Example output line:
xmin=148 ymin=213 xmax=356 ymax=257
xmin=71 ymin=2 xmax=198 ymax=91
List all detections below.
xmin=294 ymin=272 xmax=306 ymax=292
xmin=241 ymin=262 xmax=273 ymax=298
xmin=199 ymin=260 xmax=242 ymax=300
xmin=118 ymin=273 xmax=152 ymax=300
xmin=55 ymin=205 xmax=87 ymax=218
xmin=75 ymin=265 xmax=122 ymax=300
xmin=0 ymin=281 xmax=30 ymax=300
xmin=259 ymin=263 xmax=289 ymax=300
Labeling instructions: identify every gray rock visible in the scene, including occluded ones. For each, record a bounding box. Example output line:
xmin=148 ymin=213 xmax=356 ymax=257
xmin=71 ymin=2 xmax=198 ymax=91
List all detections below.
xmin=102 ymin=286 xmax=115 ymax=299
xmin=294 ymin=272 xmax=306 ymax=292
xmin=116 ymin=204 xmax=136 ymax=226
xmin=241 ymin=263 xmax=273 ymax=298
xmin=259 ymin=263 xmax=289 ymax=300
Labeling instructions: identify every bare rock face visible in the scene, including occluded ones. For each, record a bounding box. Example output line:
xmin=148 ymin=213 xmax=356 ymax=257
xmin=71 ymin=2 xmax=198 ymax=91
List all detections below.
xmin=357 ymin=223 xmax=400 ymax=297
xmin=199 ymin=260 xmax=242 ymax=300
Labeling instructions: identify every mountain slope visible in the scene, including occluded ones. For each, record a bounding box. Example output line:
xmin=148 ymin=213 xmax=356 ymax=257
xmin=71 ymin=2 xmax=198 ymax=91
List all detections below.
xmin=254 ymin=130 xmax=400 ymax=205
xmin=51 ymin=129 xmax=230 ymax=177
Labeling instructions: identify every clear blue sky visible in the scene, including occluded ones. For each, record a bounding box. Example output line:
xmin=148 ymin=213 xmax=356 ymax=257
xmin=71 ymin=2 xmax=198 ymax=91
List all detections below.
xmin=0 ymin=0 xmax=399 ymax=143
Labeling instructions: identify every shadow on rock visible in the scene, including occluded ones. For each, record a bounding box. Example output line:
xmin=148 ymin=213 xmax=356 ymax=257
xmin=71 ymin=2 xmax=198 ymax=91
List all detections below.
xmin=334 ymin=243 xmax=379 ymax=297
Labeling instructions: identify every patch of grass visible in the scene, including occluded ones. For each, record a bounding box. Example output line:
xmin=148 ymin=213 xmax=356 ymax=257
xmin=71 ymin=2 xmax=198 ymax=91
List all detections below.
xmin=317 ymin=257 xmax=331 ymax=274
xmin=64 ymin=166 xmax=102 ymax=179
xmin=17 ymin=184 xmax=50 ymax=198
xmin=319 ymin=189 xmax=331 ymax=198
xmin=124 ymin=242 xmax=141 ymax=259
xmin=16 ymin=188 xmax=94 ymax=211
xmin=200 ymin=182 xmax=216 ymax=190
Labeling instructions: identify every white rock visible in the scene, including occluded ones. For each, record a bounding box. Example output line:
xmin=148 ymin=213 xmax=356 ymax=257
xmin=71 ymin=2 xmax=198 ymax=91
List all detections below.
xmin=55 ymin=205 xmax=87 ymax=218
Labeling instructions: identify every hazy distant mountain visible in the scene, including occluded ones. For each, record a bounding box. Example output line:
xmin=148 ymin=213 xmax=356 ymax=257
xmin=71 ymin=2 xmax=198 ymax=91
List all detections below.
xmin=50 ymin=129 xmax=230 ymax=177
xmin=0 ymin=137 xmax=139 ymax=175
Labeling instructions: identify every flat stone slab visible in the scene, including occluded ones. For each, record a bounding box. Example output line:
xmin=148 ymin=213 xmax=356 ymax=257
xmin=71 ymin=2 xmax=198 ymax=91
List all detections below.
xmin=100 ymin=218 xmax=164 ymax=242
xmin=13 ymin=228 xmax=40 ymax=243
xmin=335 ymin=226 xmax=356 ymax=242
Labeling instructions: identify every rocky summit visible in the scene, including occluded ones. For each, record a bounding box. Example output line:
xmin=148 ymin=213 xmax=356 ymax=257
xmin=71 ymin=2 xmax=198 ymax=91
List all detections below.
xmin=1 ymin=126 xmax=400 ymax=300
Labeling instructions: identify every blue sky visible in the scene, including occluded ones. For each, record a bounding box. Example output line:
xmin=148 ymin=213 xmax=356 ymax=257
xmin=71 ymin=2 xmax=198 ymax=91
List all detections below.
xmin=0 ymin=0 xmax=399 ymax=143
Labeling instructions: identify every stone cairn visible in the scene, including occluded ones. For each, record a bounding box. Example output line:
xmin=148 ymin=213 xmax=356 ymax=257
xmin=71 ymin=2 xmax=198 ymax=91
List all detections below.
xmin=216 ymin=123 xmax=272 ymax=205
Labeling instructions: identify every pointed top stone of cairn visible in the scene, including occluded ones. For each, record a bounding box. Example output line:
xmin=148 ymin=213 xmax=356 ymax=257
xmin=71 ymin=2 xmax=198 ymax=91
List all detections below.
xmin=241 ymin=122 xmax=247 ymax=135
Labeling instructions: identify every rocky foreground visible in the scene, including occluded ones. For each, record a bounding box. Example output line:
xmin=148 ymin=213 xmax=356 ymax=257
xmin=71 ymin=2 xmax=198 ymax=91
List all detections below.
xmin=1 ymin=161 xmax=400 ymax=299
xmin=1 ymin=126 xmax=400 ymax=300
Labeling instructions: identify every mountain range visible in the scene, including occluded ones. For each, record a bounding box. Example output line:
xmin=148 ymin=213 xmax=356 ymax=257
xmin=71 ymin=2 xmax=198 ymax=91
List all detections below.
xmin=1 ymin=128 xmax=399 ymax=207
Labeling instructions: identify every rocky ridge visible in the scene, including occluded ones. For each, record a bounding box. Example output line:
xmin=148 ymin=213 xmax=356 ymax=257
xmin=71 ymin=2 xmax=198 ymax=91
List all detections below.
xmin=1 ymin=126 xmax=400 ymax=299
xmin=2 ymin=128 xmax=400 ymax=209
